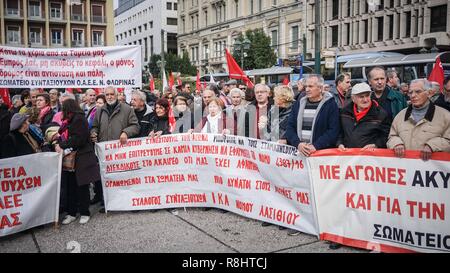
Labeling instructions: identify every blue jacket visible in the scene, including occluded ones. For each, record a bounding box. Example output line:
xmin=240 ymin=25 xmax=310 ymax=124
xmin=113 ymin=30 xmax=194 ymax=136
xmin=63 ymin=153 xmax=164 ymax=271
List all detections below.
xmin=286 ymin=92 xmax=341 ymax=150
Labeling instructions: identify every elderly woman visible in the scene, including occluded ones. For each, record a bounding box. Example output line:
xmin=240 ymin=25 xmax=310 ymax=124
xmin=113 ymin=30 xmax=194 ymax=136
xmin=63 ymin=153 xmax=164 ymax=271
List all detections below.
xmin=1 ymin=113 xmax=41 ymax=158
xmin=196 ymin=97 xmax=230 ymax=134
xmin=173 ymin=96 xmax=194 ymax=133
xmin=262 ymin=85 xmax=295 ymax=144
xmin=55 ymin=99 xmax=101 ymax=225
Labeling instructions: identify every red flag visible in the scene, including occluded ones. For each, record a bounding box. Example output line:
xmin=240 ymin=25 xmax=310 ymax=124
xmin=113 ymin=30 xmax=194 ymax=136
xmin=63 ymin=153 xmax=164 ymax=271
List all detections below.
xmin=428 ymin=57 xmax=445 ymax=92
xmin=0 ymin=88 xmax=11 ymax=108
xmin=66 ymin=88 xmax=73 ymax=93
xmin=225 ymin=48 xmax=254 ymax=89
xmin=282 ymin=75 xmax=290 ymax=86
xmin=196 ymin=70 xmax=201 ymax=91
xmin=117 ymin=87 xmax=125 ymax=93
xmin=176 ymin=73 xmax=182 ymax=86
xmin=168 ymin=72 xmax=174 ymax=89
xmin=94 ymin=88 xmax=103 ymax=95
xmin=149 ymin=73 xmax=155 ymax=91
xmin=168 ymin=104 xmax=176 ymax=133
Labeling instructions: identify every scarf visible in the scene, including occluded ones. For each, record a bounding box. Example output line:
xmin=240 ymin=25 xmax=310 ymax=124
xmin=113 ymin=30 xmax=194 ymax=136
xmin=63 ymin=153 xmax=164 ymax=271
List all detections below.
xmin=353 ymin=101 xmax=373 ymax=122
xmin=58 ymin=112 xmax=74 ymax=141
xmin=38 ymin=106 xmax=51 ymax=125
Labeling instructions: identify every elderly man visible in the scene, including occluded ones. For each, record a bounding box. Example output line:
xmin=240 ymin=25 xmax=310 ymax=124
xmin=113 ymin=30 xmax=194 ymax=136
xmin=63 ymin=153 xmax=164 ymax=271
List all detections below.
xmin=338 ymin=82 xmax=391 ymax=150
xmin=81 ymin=89 xmax=97 ymax=118
xmin=331 ymin=73 xmax=352 ymax=108
xmin=400 ymin=82 xmax=410 ymax=104
xmin=91 ymin=86 xmax=139 ymax=145
xmin=387 ymin=79 xmax=450 ymax=161
xmin=429 ymin=81 xmax=441 ymax=103
xmin=368 ymin=66 xmax=407 ymax=121
xmin=225 ymin=88 xmax=248 ymax=136
xmin=435 ymin=76 xmax=450 ymax=112
xmin=130 ymin=90 xmax=154 ymax=137
xmin=247 ymin=84 xmax=273 ymax=139
xmin=286 ymin=74 xmax=340 ymax=157
xmin=48 ymin=89 xmax=61 ymax=113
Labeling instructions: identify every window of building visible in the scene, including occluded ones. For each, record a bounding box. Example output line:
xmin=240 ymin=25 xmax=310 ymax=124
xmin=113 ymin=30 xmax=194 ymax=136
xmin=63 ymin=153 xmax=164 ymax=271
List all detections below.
xmin=150 ymin=21 xmax=153 ymax=28
xmin=72 ymin=29 xmax=84 ymax=46
xmin=377 ymin=17 xmax=384 ymax=41
xmin=139 ymin=26 xmax=142 ymax=33
xmin=203 ymin=44 xmax=209 ymax=60
xmin=91 ymin=4 xmax=104 ymax=23
xmin=7 ymin=26 xmax=20 ymax=44
xmin=150 ymin=35 xmax=154 ymax=56
xmin=51 ymin=29 xmax=62 ymax=45
xmin=29 ymin=27 xmax=42 ymax=44
xmin=250 ymin=0 xmax=254 ymax=15
xmin=363 ymin=20 xmax=368 ymax=43
xmin=50 ymin=2 xmax=62 ymax=19
xmin=347 ymin=0 xmax=351 ymax=16
xmin=405 ymin=11 xmax=411 ymax=37
xmin=271 ymin=30 xmax=278 ymax=48
xmin=430 ymin=5 xmax=447 ymax=32
xmin=144 ymin=37 xmax=148 ymax=62
xmin=235 ymin=0 xmax=239 ymax=18
xmin=167 ymin=2 xmax=172 ymax=10
xmin=204 ymin=10 xmax=208 ymax=26
xmin=167 ymin=17 xmax=178 ymax=26
xmin=144 ymin=23 xmax=147 ymax=31
xmin=29 ymin=0 xmax=41 ymax=17
xmin=92 ymin=31 xmax=104 ymax=46
xmin=331 ymin=25 xmax=338 ymax=46
xmin=134 ymin=28 xmax=136 ymax=35
xmin=291 ymin=26 xmax=299 ymax=49
xmin=6 ymin=0 xmax=19 ymax=15
xmin=388 ymin=15 xmax=393 ymax=40
xmin=174 ymin=3 xmax=177 ymax=10
xmin=332 ymin=0 xmax=339 ymax=19
xmin=345 ymin=23 xmax=350 ymax=45
xmin=71 ymin=3 xmax=83 ymax=21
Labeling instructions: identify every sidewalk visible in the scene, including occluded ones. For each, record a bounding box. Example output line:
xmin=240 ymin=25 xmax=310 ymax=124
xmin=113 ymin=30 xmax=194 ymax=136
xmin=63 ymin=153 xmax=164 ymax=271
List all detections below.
xmin=0 ymin=205 xmax=366 ymax=253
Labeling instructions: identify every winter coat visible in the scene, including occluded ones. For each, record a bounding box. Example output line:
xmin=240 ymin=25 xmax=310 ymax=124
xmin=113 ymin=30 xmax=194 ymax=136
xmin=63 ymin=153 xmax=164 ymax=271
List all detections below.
xmin=286 ymin=92 xmax=340 ymax=150
xmin=434 ymin=94 xmax=450 ymax=112
xmin=264 ymin=103 xmax=293 ymax=142
xmin=135 ymin=104 xmax=154 ymax=137
xmin=1 ymin=130 xmax=39 ymax=158
xmin=338 ymin=101 xmax=391 ymax=148
xmin=148 ymin=114 xmax=171 ymax=135
xmin=91 ymin=102 xmax=140 ymax=142
xmin=387 ymin=103 xmax=450 ymax=152
xmin=173 ymin=109 xmax=195 ymax=134
xmin=58 ymin=112 xmax=101 ymax=186
xmin=372 ymin=86 xmax=407 ymax=120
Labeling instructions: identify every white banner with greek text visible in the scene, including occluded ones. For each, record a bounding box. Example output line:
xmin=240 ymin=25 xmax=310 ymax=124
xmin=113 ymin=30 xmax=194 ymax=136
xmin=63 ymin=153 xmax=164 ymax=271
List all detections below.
xmin=0 ymin=45 xmax=141 ymax=88
xmin=95 ymin=134 xmax=318 ymax=235
xmin=308 ymin=149 xmax=450 ymax=253
xmin=0 ymin=153 xmax=61 ymax=237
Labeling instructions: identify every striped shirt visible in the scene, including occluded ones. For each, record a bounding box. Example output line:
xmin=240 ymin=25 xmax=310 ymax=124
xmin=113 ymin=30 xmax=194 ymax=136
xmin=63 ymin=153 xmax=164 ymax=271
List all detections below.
xmin=301 ymin=100 xmax=320 ymax=143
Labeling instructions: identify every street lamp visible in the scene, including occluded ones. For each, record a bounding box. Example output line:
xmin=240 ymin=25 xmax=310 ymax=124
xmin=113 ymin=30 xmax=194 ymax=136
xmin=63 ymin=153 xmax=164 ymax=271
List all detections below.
xmin=233 ymin=38 xmax=251 ymax=69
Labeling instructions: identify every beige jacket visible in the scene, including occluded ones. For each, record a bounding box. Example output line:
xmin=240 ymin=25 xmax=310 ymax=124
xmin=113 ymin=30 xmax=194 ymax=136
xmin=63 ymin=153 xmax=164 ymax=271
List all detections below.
xmin=387 ymin=103 xmax=450 ymax=152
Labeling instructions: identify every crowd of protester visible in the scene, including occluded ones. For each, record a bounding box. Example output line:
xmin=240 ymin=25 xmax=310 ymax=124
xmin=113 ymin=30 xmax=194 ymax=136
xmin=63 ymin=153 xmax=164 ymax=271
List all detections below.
xmin=0 ymin=66 xmax=449 ymax=248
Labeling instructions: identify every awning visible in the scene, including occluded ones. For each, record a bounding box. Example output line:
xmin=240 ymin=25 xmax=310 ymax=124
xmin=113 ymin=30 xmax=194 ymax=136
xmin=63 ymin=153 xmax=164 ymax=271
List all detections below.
xmin=245 ymin=66 xmax=293 ymax=76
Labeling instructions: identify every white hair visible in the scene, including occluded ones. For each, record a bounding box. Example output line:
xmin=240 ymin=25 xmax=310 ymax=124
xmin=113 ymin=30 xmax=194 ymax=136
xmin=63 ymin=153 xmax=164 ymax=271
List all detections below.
xmin=228 ymin=88 xmax=245 ymax=98
xmin=132 ymin=90 xmax=147 ymax=102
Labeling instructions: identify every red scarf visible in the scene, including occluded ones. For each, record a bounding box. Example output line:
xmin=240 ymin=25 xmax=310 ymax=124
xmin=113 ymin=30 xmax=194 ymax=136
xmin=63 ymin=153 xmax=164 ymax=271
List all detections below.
xmin=353 ymin=101 xmax=373 ymax=122
xmin=38 ymin=106 xmax=51 ymax=125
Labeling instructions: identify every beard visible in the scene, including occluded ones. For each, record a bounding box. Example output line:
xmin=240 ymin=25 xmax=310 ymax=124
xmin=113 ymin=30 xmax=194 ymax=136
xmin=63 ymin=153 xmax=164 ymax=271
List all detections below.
xmin=107 ymin=99 xmax=117 ymax=105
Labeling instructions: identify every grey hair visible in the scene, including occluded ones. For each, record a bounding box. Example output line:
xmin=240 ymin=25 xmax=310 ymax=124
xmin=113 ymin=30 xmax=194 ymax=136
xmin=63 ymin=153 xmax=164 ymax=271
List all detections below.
xmin=254 ymin=83 xmax=270 ymax=93
xmin=304 ymin=74 xmax=324 ymax=87
xmin=228 ymin=88 xmax=245 ymax=98
xmin=410 ymin=79 xmax=431 ymax=91
xmin=105 ymin=86 xmax=118 ymax=95
xmin=430 ymin=81 xmax=441 ymax=93
xmin=386 ymin=69 xmax=398 ymax=79
xmin=60 ymin=92 xmax=76 ymax=100
xmin=132 ymin=90 xmax=147 ymax=102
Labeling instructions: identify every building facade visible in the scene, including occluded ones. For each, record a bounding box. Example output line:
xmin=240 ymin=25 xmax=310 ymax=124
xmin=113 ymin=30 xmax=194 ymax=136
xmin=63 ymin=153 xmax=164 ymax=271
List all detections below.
xmin=177 ymin=0 xmax=302 ymax=74
xmin=0 ymin=0 xmax=114 ymax=48
xmin=114 ymin=0 xmax=178 ymax=67
xmin=305 ymin=0 xmax=450 ymax=58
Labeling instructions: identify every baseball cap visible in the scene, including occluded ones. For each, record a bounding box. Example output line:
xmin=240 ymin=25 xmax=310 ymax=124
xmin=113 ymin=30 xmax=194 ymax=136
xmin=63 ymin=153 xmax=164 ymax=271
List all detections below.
xmin=352 ymin=82 xmax=372 ymax=95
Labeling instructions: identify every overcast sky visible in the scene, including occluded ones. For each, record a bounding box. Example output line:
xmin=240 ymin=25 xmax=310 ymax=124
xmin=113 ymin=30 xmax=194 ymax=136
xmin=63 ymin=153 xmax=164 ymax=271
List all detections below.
xmin=114 ymin=0 xmax=118 ymax=9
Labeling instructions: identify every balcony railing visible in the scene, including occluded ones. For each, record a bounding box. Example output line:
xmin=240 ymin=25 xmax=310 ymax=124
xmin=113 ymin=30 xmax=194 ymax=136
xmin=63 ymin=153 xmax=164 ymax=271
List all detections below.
xmin=71 ymin=40 xmax=85 ymax=47
xmin=4 ymin=8 xmax=23 ymax=18
xmin=91 ymin=15 xmax=106 ymax=23
xmin=71 ymin=14 xmax=86 ymax=22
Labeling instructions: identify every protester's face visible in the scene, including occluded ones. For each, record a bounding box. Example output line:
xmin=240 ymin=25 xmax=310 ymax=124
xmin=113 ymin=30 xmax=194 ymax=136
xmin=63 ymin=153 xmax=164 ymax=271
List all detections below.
xmin=35 ymin=96 xmax=48 ymax=109
xmin=352 ymin=92 xmax=372 ymax=110
xmin=338 ymin=76 xmax=351 ymax=94
xmin=86 ymin=91 xmax=97 ymax=104
xmin=390 ymin=73 xmax=400 ymax=88
xmin=105 ymin=88 xmax=118 ymax=105
xmin=24 ymin=96 xmax=31 ymax=106
xmin=166 ymin=94 xmax=174 ymax=104
xmin=175 ymin=100 xmax=187 ymax=112
xmin=274 ymin=94 xmax=286 ymax=107
xmin=368 ymin=69 xmax=386 ymax=93
xmin=255 ymin=87 xmax=269 ymax=104
xmin=229 ymin=84 xmax=237 ymax=90
xmin=305 ymin=77 xmax=322 ymax=101
xmin=118 ymin=93 xmax=126 ymax=103
xmin=202 ymin=90 xmax=214 ymax=105
xmin=401 ymin=85 xmax=409 ymax=94
xmin=208 ymin=101 xmax=220 ymax=116
xmin=184 ymin=84 xmax=191 ymax=93
xmin=130 ymin=95 xmax=145 ymax=110
xmin=409 ymin=82 xmax=429 ymax=108
xmin=30 ymin=91 xmax=39 ymax=106
xmin=231 ymin=93 xmax=242 ymax=106
xmin=96 ymin=98 xmax=105 ymax=108
xmin=444 ymin=81 xmax=450 ymax=99
xmin=49 ymin=90 xmax=59 ymax=103
xmin=14 ymin=99 xmax=23 ymax=108
xmin=239 ymin=85 xmax=247 ymax=92
xmin=155 ymin=104 xmax=166 ymax=117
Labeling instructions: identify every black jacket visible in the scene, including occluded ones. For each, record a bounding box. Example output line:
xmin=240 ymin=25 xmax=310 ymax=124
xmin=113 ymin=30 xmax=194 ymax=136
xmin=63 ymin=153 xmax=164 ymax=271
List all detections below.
xmin=148 ymin=115 xmax=171 ymax=135
xmin=1 ymin=131 xmax=38 ymax=158
xmin=435 ymin=94 xmax=450 ymax=112
xmin=338 ymin=101 xmax=391 ymax=148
